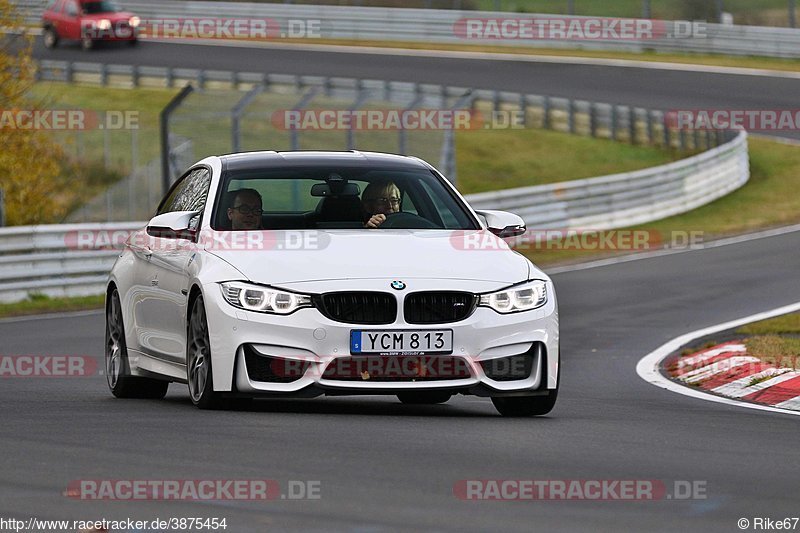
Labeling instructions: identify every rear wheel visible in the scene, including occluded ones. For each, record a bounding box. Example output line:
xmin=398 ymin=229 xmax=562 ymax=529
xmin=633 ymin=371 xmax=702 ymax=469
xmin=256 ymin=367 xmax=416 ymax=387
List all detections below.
xmin=187 ymin=295 xmax=226 ymax=409
xmin=105 ymin=288 xmax=169 ymax=399
xmin=43 ymin=27 xmax=59 ymax=49
xmin=397 ymin=391 xmax=452 ymax=405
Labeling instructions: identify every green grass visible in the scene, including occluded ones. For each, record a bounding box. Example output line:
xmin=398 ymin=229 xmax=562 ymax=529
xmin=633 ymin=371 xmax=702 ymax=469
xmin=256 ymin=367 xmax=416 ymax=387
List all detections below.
xmin=0 ymin=294 xmax=105 ymax=319
xmin=737 ymin=312 xmax=800 ymax=336
xmin=281 ymin=38 xmax=800 ymax=74
xmin=743 ymin=335 xmax=800 ymax=369
xmin=520 ymin=137 xmax=800 ymax=265
xmin=27 ymin=82 xmax=177 ymax=171
xmin=456 ymin=127 xmax=679 ymax=193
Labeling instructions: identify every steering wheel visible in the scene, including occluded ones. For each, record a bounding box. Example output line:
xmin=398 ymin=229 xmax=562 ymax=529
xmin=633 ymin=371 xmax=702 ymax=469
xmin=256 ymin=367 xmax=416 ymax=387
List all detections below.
xmin=379 ymin=212 xmax=440 ymax=229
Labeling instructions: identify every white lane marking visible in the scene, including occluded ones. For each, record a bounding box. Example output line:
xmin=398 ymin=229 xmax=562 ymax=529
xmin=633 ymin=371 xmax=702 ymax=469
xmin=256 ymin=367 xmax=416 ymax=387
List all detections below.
xmin=677 ymin=344 xmax=746 ymax=369
xmin=547 ymin=223 xmax=800 ymax=275
xmin=711 ymin=368 xmax=798 ymax=398
xmin=0 ymin=309 xmax=103 ymax=324
xmin=137 ymin=37 xmax=800 ymax=80
xmin=775 ymin=396 xmax=800 ymax=410
xmin=635 ymin=301 xmax=800 ymax=417
xmin=681 ymin=356 xmax=761 ymax=384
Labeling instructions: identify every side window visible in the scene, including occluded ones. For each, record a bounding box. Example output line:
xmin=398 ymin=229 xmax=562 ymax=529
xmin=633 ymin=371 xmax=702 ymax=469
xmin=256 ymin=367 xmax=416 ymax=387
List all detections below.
xmin=157 ymin=168 xmax=212 ymax=217
xmin=64 ymin=0 xmax=78 ymax=16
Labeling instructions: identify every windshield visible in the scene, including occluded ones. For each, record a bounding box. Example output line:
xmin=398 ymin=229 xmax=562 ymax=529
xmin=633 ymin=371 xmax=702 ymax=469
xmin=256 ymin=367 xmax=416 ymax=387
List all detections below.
xmin=212 ymin=166 xmax=480 ymax=231
xmin=81 ymin=1 xmax=120 ymax=14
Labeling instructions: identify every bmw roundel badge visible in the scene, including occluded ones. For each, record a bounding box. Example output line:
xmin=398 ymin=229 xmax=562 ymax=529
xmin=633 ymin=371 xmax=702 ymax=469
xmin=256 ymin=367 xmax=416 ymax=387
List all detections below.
xmin=391 ymin=280 xmax=406 ymax=290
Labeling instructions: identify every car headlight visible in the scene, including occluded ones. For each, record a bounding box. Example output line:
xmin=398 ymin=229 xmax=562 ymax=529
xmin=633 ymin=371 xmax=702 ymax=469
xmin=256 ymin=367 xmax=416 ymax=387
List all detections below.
xmin=129 ymin=16 xmax=140 ymax=27
xmin=220 ymin=282 xmax=312 ymax=315
xmin=478 ymin=280 xmax=547 ymax=314
xmin=97 ymin=19 xmax=112 ymax=30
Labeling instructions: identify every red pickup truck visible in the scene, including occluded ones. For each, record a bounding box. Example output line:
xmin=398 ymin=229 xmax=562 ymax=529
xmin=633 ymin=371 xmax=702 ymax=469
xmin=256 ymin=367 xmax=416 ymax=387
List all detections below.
xmin=42 ymin=0 xmax=140 ymax=50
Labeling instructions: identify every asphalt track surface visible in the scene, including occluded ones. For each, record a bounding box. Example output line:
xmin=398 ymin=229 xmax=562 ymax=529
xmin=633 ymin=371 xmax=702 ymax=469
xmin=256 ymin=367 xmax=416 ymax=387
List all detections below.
xmin=32 ymin=39 xmax=800 ymax=141
xmin=3 ymin=39 xmax=797 ymax=531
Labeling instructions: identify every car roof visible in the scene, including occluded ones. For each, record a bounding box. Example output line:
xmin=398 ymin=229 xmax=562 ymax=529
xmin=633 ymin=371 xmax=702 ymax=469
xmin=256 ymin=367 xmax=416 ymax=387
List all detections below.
xmin=219 ymin=150 xmax=431 ymax=173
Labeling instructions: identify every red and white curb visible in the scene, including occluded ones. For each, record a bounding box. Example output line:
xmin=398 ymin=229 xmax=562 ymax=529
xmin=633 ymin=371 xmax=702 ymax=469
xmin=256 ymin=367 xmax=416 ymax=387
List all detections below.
xmin=669 ymin=343 xmax=800 ymax=410
xmin=636 ymin=302 xmax=800 ymax=417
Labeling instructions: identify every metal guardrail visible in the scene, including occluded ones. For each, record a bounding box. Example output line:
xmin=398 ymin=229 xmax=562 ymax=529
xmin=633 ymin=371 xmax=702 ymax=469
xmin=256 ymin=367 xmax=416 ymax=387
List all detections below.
xmin=468 ymin=130 xmax=749 ymax=230
xmin=13 ymin=0 xmax=800 ymax=58
xmin=0 ymin=222 xmax=140 ymax=303
xmin=0 ymin=130 xmax=749 ymax=303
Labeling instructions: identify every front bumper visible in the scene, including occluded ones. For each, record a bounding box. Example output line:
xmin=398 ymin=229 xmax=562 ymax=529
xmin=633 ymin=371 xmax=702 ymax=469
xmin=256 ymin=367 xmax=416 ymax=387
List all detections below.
xmin=202 ymin=279 xmax=559 ymax=397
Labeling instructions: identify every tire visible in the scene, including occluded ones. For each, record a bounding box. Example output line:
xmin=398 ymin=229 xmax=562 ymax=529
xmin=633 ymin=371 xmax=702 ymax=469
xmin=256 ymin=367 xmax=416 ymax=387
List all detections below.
xmin=187 ymin=295 xmax=227 ymax=409
xmin=397 ymin=391 xmax=452 ymax=405
xmin=492 ymin=348 xmax=560 ymax=417
xmin=491 ymin=390 xmax=557 ymax=417
xmin=127 ymin=38 xmax=138 ymax=46
xmin=105 ymin=288 xmax=169 ymax=399
xmin=43 ymin=27 xmax=59 ymax=49
xmin=81 ymin=35 xmax=94 ymax=51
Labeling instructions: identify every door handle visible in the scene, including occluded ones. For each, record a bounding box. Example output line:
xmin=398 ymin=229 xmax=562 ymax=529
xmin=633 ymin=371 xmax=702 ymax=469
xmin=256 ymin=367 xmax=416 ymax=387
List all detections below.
xmin=143 ymin=246 xmax=152 ymax=260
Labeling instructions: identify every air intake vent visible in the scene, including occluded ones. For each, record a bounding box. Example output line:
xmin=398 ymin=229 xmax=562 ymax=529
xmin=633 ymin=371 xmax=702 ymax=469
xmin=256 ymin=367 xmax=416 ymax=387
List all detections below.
xmin=315 ymin=292 xmax=397 ymax=325
xmin=404 ymin=292 xmax=477 ymax=324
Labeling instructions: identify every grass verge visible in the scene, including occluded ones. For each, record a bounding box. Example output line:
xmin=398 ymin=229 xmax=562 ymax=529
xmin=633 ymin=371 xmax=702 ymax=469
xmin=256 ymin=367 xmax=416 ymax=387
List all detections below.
xmin=520 ymin=137 xmax=800 ymax=266
xmin=273 ymin=38 xmax=800 ymax=74
xmin=0 ymin=294 xmax=105 ymax=319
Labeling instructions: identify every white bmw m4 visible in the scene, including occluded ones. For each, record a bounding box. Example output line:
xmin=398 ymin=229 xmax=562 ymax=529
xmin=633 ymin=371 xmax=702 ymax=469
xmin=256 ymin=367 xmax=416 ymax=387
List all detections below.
xmin=105 ymin=151 xmax=559 ymax=416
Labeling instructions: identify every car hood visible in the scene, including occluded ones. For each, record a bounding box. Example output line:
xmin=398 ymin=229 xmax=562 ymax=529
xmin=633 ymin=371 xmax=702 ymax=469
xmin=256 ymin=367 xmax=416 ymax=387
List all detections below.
xmin=204 ymin=229 xmax=535 ymax=285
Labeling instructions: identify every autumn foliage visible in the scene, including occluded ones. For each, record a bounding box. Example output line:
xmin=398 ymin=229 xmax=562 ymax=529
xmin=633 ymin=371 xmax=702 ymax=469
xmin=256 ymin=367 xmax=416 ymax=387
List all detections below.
xmin=0 ymin=0 xmax=67 ymax=225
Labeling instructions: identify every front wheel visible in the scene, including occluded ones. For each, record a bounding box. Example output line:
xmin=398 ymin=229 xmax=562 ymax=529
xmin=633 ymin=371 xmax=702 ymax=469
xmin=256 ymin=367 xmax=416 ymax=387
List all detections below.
xmin=491 ymin=389 xmax=557 ymax=417
xmin=43 ymin=27 xmax=59 ymax=49
xmin=187 ymin=295 xmax=226 ymax=409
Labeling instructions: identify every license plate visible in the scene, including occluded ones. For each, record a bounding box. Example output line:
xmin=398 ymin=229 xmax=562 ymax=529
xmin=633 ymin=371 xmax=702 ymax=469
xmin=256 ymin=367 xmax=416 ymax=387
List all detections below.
xmin=350 ymin=329 xmax=453 ymax=355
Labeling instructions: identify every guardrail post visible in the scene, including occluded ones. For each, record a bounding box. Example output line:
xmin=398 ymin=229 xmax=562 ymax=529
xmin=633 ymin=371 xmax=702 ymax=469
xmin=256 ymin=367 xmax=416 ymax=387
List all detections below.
xmin=542 ymin=96 xmax=551 ymax=129
xmin=628 ymin=107 xmax=637 ymax=145
xmin=647 ymin=110 xmax=654 ymax=145
xmin=132 ymin=65 xmax=140 ymax=87
xmin=103 ymin=114 xmax=111 ymax=169
xmin=0 ymin=188 xmax=5 ymax=227
xmin=100 ymin=63 xmax=108 ymax=86
xmin=160 ymin=84 xmax=195 ymax=195
xmin=518 ymin=94 xmax=527 ymax=128
xmin=289 ymin=87 xmax=321 ymax=152
xmin=642 ymin=0 xmax=651 ymax=18
xmin=679 ymin=128 xmax=688 ymax=152
xmin=589 ymin=102 xmax=597 ymax=137
xmin=231 ymin=84 xmax=265 ymax=153
xmin=166 ymin=66 xmax=174 ymax=88
xmin=611 ymin=105 xmax=618 ymax=141
xmin=791 ymin=0 xmax=797 ymax=28
xmin=662 ymin=112 xmax=671 ymax=148
xmin=65 ymin=61 xmax=73 ymax=83
xmin=568 ymin=99 xmax=576 ymax=134
xmin=399 ymin=84 xmax=423 ymax=155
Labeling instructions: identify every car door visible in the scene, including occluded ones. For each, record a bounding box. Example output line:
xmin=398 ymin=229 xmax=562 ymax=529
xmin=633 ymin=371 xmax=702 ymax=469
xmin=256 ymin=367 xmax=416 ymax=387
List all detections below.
xmin=60 ymin=0 xmax=81 ymax=40
xmin=134 ymin=167 xmax=212 ymax=364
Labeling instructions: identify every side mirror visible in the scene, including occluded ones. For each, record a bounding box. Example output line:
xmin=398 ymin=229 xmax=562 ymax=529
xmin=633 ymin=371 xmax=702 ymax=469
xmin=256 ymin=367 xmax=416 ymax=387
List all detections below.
xmin=146 ymin=210 xmax=200 ymax=240
xmin=476 ymin=210 xmax=526 ymax=238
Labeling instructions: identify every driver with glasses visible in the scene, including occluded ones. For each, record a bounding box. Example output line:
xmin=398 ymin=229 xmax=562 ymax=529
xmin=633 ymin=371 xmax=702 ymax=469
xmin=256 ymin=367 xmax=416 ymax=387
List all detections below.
xmin=362 ymin=181 xmax=401 ymax=229
xmin=227 ymin=189 xmax=263 ymax=230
